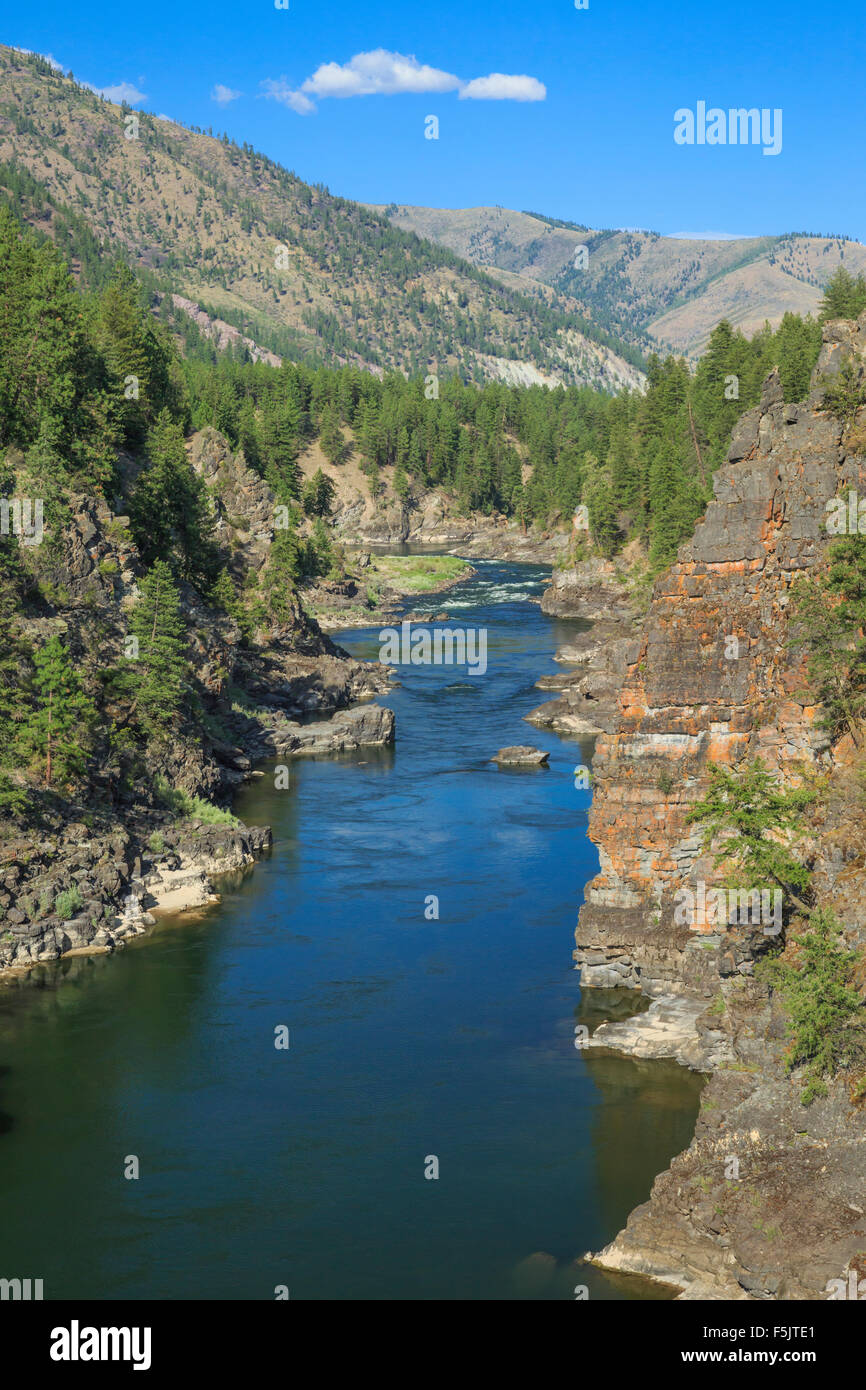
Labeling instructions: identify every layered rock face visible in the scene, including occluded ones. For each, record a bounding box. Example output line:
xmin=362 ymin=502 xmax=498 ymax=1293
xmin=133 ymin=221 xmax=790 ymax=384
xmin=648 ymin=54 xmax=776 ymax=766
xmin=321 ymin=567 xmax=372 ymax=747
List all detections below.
xmin=578 ymin=316 xmax=866 ymax=1299
xmin=528 ymin=556 xmax=640 ymax=737
xmin=578 ymin=332 xmax=866 ymax=997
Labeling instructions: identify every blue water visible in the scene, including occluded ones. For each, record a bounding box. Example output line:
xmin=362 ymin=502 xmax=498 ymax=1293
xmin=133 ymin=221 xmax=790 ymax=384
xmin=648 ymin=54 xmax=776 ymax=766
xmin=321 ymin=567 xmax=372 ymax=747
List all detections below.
xmin=0 ymin=559 xmax=701 ymax=1299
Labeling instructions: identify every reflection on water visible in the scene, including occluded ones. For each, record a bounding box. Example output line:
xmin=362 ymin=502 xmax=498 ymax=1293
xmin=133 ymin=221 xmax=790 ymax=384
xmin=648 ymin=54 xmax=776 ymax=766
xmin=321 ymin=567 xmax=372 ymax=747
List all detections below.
xmin=0 ymin=561 xmax=701 ymax=1300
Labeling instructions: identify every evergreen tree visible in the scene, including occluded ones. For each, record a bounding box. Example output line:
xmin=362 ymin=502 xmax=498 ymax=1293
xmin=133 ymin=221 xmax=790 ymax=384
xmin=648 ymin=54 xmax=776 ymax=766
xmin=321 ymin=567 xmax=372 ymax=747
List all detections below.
xmin=93 ymin=262 xmax=154 ymax=445
xmin=263 ymin=507 xmax=302 ymax=621
xmin=130 ymin=410 xmax=218 ymax=589
xmin=0 ymin=204 xmax=117 ymax=485
xmin=24 ymin=634 xmax=94 ymax=786
xmin=259 ymin=387 xmax=302 ymax=496
xmin=0 ymin=581 xmax=30 ymax=804
xmin=819 ymin=267 xmax=866 ymax=322
xmin=647 ymin=437 xmax=705 ymax=572
xmin=319 ymin=402 xmax=345 ymax=465
xmin=582 ymin=453 xmax=619 ymax=557
xmin=121 ymin=560 xmax=188 ymax=738
xmin=393 ymin=460 xmax=410 ymax=500
xmin=791 ymin=532 xmax=866 ymax=746
xmin=759 ymin=908 xmax=865 ymax=1104
xmin=687 ymin=759 xmax=816 ymax=916
xmin=310 ymin=517 xmax=333 ymax=577
xmin=301 ymin=467 xmax=336 ymax=518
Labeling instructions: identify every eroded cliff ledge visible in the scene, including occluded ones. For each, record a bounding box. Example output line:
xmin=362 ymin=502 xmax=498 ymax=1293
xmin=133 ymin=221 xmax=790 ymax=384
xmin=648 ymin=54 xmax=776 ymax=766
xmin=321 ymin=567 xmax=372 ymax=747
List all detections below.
xmin=578 ymin=314 xmax=866 ymax=1299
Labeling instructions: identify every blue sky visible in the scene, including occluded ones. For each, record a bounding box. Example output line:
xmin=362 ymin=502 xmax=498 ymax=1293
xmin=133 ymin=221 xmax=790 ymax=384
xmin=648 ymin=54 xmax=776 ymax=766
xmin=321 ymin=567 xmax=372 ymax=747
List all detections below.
xmin=7 ymin=0 xmax=865 ymax=240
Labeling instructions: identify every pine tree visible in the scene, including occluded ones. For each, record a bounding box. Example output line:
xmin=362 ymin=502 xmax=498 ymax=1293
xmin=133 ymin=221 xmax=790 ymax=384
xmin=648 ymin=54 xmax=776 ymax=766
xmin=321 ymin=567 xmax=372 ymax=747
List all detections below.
xmin=819 ymin=267 xmax=866 ymax=322
xmin=260 ymin=388 xmax=302 ymax=496
xmin=0 ymin=585 xmax=30 ymax=807
xmin=319 ymin=403 xmax=345 ymax=465
xmin=582 ymin=453 xmax=619 ymax=557
xmin=687 ymin=759 xmax=816 ymax=916
xmin=791 ymin=532 xmax=866 ymax=746
xmin=93 ymin=262 xmax=153 ymax=444
xmin=131 ymin=411 xmax=218 ymax=589
xmin=301 ymin=468 xmax=336 ymax=518
xmin=0 ymin=204 xmax=116 ymax=484
xmin=357 ymin=402 xmax=379 ymax=465
xmin=121 ymin=560 xmax=188 ymax=738
xmin=263 ymin=507 xmax=302 ymax=621
xmin=647 ymin=438 xmax=705 ymax=572
xmin=310 ymin=517 xmax=333 ymax=576
xmin=759 ymin=908 xmax=865 ymax=1104
xmin=236 ymin=397 xmax=262 ymax=472
xmin=392 ymin=460 xmax=410 ymax=500
xmin=25 ymin=634 xmax=95 ymax=786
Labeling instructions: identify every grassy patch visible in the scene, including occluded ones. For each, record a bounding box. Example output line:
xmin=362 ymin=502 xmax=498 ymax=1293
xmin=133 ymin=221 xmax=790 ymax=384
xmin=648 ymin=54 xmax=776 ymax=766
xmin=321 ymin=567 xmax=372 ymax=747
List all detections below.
xmin=155 ymin=777 xmax=239 ymax=827
xmin=357 ymin=554 xmax=471 ymax=595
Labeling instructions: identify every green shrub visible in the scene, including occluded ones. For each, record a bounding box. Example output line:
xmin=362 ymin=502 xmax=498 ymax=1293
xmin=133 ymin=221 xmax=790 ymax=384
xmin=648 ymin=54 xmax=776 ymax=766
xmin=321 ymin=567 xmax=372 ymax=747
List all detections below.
xmin=820 ymin=362 xmax=866 ymax=426
xmin=758 ymin=909 xmax=866 ymax=1104
xmin=155 ymin=777 xmax=238 ymax=826
xmin=148 ymin=831 xmax=165 ymax=854
xmin=54 ymin=884 xmax=84 ymax=920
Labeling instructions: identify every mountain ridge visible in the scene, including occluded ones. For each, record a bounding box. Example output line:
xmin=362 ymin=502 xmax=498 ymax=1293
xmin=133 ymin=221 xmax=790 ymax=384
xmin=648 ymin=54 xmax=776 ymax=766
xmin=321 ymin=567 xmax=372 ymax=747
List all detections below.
xmin=370 ymin=202 xmax=866 ymax=358
xmin=0 ymin=44 xmax=643 ymax=392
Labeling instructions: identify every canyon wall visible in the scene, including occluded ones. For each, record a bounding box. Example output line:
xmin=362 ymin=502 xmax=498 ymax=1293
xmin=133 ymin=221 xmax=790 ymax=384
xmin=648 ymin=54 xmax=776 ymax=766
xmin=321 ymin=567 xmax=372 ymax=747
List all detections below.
xmin=579 ymin=320 xmax=866 ymax=997
xmin=578 ymin=314 xmax=866 ymax=1300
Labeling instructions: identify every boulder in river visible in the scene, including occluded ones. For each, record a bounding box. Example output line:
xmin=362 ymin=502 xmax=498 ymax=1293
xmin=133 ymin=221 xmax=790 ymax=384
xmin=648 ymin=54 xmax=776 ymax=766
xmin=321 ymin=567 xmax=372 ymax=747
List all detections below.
xmin=491 ymin=745 xmax=549 ymax=767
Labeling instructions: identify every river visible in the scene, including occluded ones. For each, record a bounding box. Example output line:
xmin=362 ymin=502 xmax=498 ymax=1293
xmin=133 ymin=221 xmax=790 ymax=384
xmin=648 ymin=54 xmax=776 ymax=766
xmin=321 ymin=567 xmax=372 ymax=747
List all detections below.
xmin=0 ymin=558 xmax=701 ymax=1300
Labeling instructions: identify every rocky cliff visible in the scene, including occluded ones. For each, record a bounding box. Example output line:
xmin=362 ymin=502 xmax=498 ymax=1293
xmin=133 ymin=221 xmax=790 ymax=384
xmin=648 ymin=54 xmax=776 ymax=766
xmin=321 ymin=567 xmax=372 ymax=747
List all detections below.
xmin=0 ymin=428 xmax=394 ymax=978
xmin=577 ymin=315 xmax=866 ymax=1299
xmin=527 ymin=556 xmax=641 ymax=737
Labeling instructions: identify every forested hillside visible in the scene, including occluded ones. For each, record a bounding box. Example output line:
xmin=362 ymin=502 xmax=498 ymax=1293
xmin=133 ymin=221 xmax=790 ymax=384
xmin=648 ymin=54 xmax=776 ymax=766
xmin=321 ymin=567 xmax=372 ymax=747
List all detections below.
xmin=0 ymin=44 xmax=643 ymax=392
xmin=377 ymin=203 xmax=866 ymax=358
xmin=181 ymin=297 xmax=823 ymax=572
xmin=2 ymin=70 xmax=858 ymax=834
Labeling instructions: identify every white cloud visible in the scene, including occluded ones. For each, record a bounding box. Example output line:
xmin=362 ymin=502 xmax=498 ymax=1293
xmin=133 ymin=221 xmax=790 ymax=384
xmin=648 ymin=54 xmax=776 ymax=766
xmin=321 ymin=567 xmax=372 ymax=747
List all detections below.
xmin=459 ymin=73 xmax=546 ymax=102
xmin=12 ymin=48 xmax=154 ymax=107
xmin=86 ymin=79 xmax=147 ymax=105
xmin=262 ymin=49 xmax=545 ymax=114
xmin=211 ymin=83 xmax=241 ymax=106
xmin=13 ymin=47 xmax=63 ymax=71
xmin=261 ymin=79 xmax=316 ymax=115
xmin=302 ymin=49 xmax=461 ymax=99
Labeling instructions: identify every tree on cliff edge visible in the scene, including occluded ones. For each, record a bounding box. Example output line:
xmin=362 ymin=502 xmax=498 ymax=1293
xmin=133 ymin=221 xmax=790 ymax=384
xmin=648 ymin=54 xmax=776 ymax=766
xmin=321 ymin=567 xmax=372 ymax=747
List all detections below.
xmin=819 ymin=267 xmax=866 ymax=323
xmin=687 ymin=760 xmax=816 ymax=917
xmin=791 ymin=532 xmax=866 ymax=748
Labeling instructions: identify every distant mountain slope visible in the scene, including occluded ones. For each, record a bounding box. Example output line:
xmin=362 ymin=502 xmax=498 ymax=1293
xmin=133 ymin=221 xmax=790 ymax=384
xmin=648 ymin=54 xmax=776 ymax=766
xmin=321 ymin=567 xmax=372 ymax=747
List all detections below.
xmin=0 ymin=45 xmax=643 ymax=392
xmin=373 ymin=204 xmax=866 ymax=357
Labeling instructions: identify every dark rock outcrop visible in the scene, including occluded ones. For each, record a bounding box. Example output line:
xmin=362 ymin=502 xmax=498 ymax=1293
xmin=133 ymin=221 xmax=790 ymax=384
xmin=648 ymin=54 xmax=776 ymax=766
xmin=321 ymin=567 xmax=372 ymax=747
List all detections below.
xmin=492 ymin=745 xmax=550 ymax=766
xmin=1 ymin=428 xmax=396 ymax=977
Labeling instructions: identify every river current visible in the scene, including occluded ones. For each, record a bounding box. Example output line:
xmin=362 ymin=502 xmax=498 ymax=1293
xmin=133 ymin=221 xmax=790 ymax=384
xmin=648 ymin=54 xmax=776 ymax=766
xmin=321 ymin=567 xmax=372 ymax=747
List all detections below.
xmin=0 ymin=558 xmax=701 ymax=1299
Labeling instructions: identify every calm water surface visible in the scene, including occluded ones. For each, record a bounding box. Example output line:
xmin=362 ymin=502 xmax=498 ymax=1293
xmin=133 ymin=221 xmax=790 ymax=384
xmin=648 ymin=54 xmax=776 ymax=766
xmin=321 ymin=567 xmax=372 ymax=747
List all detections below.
xmin=0 ymin=559 xmax=702 ymax=1299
